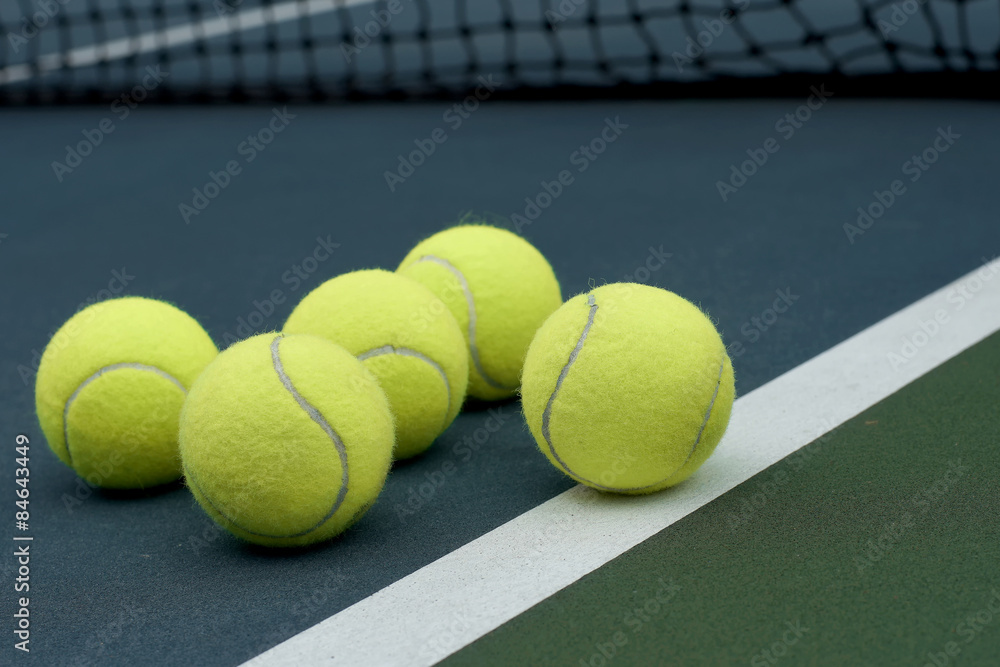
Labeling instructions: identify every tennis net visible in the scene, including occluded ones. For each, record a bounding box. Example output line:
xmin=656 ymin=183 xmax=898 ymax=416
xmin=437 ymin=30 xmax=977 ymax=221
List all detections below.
xmin=2 ymin=0 xmax=998 ymax=103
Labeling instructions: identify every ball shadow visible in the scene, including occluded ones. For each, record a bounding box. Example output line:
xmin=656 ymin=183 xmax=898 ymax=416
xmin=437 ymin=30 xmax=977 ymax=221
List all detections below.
xmin=94 ymin=478 xmax=186 ymax=500
xmin=462 ymin=393 xmax=520 ymax=413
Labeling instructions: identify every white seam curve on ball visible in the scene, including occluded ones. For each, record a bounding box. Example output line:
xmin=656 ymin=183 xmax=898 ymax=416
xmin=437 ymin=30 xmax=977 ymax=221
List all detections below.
xmin=672 ymin=359 xmax=725 ymax=475
xmin=63 ymin=362 xmax=187 ymax=464
xmin=541 ymin=293 xmax=725 ymax=493
xmin=413 ymin=255 xmax=515 ymax=391
xmin=357 ymin=344 xmax=452 ymax=428
xmin=186 ymin=334 xmax=350 ymax=539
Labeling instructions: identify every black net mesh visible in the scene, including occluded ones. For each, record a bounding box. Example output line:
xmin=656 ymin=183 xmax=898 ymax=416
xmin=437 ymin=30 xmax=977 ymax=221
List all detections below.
xmin=1 ymin=0 xmax=998 ymax=103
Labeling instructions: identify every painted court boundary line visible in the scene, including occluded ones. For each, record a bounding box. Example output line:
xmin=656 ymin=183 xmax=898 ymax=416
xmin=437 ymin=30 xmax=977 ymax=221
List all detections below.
xmin=0 ymin=0 xmax=369 ymax=85
xmin=246 ymin=257 xmax=1000 ymax=667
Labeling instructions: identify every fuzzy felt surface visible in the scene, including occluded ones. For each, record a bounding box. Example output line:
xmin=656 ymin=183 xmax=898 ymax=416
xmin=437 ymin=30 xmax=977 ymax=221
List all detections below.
xmin=34 ymin=297 xmax=218 ymax=488
xmin=521 ymin=283 xmax=736 ymax=494
xmin=178 ymin=333 xmax=395 ymax=548
xmin=64 ymin=369 xmax=188 ymax=488
xmin=397 ymin=224 xmax=562 ymax=401
xmin=284 ymin=269 xmax=468 ymax=459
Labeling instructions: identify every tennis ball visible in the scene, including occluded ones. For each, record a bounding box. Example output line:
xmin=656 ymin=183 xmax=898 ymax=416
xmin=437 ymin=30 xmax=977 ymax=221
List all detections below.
xmin=521 ymin=283 xmax=735 ymax=494
xmin=179 ymin=333 xmax=394 ymax=547
xmin=35 ymin=297 xmax=218 ymax=489
xmin=397 ymin=223 xmax=562 ymax=401
xmin=284 ymin=270 xmax=468 ymax=460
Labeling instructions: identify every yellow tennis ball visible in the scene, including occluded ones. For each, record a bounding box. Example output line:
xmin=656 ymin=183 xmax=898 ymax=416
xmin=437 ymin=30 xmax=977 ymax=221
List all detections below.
xmin=397 ymin=224 xmax=562 ymax=401
xmin=521 ymin=283 xmax=735 ymax=494
xmin=284 ymin=269 xmax=468 ymax=460
xmin=34 ymin=297 xmax=218 ymax=489
xmin=179 ymin=333 xmax=394 ymax=547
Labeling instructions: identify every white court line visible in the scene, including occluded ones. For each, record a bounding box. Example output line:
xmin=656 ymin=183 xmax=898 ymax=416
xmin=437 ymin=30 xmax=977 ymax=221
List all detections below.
xmin=246 ymin=256 xmax=1000 ymax=667
xmin=0 ymin=0 xmax=369 ymax=85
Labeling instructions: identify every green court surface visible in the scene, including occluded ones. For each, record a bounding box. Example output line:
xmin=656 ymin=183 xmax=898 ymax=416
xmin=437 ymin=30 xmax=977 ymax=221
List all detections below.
xmin=443 ymin=331 xmax=1000 ymax=667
